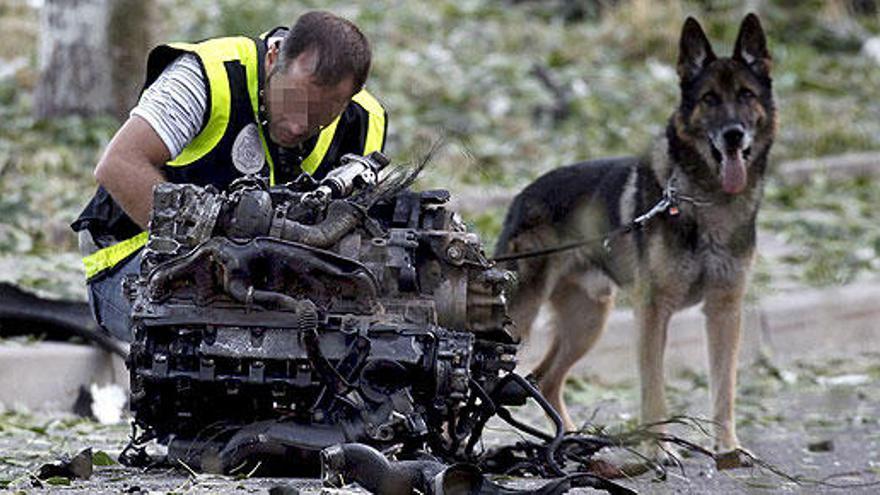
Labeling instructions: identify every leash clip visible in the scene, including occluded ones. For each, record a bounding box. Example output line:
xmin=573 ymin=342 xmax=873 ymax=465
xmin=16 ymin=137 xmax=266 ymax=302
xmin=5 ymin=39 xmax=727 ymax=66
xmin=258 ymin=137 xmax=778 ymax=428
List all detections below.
xmin=663 ymin=177 xmax=681 ymax=217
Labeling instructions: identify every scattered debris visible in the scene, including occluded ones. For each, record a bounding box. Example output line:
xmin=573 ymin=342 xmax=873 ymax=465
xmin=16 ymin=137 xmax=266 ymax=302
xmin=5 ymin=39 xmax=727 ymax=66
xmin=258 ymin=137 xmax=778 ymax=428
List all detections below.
xmin=268 ymin=486 xmax=302 ymax=495
xmin=319 ymin=442 xmax=637 ymax=495
xmin=35 ymin=447 xmax=93 ymax=483
xmin=807 ymin=440 xmax=835 ymax=453
xmin=714 ymin=449 xmax=754 ymax=471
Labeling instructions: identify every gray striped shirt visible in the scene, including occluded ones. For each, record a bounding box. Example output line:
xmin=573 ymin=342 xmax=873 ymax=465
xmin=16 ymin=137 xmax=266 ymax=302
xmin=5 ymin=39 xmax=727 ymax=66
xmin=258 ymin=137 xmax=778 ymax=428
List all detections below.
xmin=130 ymin=53 xmax=207 ymax=159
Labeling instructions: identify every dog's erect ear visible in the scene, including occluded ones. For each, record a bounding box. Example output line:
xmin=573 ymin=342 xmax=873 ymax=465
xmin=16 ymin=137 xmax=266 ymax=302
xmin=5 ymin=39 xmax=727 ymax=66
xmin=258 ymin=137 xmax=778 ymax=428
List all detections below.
xmin=733 ymin=13 xmax=772 ymax=77
xmin=677 ymin=17 xmax=716 ymax=83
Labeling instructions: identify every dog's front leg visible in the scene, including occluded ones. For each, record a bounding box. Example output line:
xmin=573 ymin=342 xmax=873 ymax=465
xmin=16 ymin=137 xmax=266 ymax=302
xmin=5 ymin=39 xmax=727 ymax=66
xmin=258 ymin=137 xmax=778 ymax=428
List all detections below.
xmin=703 ymin=286 xmax=745 ymax=454
xmin=636 ymin=294 xmax=675 ymax=442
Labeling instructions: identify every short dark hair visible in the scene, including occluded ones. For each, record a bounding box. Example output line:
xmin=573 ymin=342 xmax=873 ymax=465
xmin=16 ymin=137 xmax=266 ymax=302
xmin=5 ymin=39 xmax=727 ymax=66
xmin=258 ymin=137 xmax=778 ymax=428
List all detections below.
xmin=279 ymin=11 xmax=372 ymax=94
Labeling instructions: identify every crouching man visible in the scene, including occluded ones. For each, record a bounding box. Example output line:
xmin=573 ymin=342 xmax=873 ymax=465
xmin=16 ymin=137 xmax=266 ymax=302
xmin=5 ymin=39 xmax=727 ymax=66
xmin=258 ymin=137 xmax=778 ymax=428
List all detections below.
xmin=71 ymin=11 xmax=387 ymax=341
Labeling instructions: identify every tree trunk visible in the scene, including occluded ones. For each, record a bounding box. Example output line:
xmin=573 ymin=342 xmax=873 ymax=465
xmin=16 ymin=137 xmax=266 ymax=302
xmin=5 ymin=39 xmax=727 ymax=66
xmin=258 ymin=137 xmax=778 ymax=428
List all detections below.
xmin=34 ymin=0 xmax=154 ymax=121
xmin=108 ymin=0 xmax=156 ymax=121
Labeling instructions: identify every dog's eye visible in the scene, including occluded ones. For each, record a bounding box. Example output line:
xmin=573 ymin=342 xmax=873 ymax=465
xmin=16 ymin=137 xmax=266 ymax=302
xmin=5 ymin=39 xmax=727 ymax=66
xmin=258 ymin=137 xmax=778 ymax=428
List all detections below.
xmin=737 ymin=88 xmax=756 ymax=102
xmin=701 ymin=92 xmax=721 ymax=106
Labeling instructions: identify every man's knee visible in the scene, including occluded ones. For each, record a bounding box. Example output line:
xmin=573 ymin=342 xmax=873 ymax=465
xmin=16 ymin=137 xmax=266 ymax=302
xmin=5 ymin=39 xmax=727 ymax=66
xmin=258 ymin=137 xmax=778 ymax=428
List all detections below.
xmin=86 ymin=255 xmax=140 ymax=342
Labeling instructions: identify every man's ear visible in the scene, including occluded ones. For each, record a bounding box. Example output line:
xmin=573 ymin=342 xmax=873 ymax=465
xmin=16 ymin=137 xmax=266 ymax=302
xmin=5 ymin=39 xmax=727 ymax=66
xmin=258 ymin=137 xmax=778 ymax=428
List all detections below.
xmin=677 ymin=16 xmax=716 ymax=83
xmin=265 ymin=43 xmax=279 ymax=74
xmin=733 ymin=13 xmax=772 ymax=78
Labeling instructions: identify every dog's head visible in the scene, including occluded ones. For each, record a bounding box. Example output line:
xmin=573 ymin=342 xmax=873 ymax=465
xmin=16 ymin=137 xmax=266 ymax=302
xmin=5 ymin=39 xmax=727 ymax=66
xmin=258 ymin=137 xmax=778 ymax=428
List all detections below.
xmin=673 ymin=14 xmax=776 ymax=195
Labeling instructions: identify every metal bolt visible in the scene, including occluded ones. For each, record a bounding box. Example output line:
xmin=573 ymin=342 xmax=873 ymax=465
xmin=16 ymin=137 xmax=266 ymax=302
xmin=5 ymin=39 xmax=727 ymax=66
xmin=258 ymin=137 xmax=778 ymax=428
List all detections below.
xmin=446 ymin=244 xmax=463 ymax=260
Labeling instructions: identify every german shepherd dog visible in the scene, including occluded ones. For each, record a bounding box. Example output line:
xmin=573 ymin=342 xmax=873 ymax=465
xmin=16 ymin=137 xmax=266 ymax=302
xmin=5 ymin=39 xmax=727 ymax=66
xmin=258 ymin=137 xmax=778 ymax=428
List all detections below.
xmin=495 ymin=14 xmax=775 ymax=458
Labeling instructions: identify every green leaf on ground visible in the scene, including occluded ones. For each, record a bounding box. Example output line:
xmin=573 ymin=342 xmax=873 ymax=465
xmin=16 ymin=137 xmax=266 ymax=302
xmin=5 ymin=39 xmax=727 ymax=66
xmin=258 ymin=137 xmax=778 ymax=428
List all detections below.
xmin=92 ymin=450 xmax=117 ymax=466
xmin=44 ymin=476 xmax=71 ymax=486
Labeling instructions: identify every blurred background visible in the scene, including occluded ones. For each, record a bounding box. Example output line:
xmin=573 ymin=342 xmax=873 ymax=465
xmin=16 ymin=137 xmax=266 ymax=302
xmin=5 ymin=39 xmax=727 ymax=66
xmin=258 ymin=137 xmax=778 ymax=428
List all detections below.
xmin=1 ymin=0 xmax=879 ymax=303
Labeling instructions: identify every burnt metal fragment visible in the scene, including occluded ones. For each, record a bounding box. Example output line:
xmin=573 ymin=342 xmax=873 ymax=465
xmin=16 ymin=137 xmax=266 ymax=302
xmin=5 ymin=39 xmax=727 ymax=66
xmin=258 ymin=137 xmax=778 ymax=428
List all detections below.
xmin=36 ymin=448 xmax=93 ymax=482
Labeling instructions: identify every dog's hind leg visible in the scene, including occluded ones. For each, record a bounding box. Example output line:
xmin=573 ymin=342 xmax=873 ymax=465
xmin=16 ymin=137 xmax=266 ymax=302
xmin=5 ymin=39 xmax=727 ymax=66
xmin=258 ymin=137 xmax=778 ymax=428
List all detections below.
xmin=703 ymin=285 xmax=745 ymax=454
xmin=508 ymin=272 xmax=549 ymax=341
xmin=534 ymin=270 xmax=616 ymax=431
xmin=507 ymin=256 xmax=555 ymax=344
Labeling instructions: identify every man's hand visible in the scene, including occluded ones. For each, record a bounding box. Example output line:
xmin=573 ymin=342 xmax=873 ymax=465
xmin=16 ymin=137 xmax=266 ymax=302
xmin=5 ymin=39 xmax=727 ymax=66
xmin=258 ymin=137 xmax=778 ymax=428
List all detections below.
xmin=94 ymin=115 xmax=171 ymax=228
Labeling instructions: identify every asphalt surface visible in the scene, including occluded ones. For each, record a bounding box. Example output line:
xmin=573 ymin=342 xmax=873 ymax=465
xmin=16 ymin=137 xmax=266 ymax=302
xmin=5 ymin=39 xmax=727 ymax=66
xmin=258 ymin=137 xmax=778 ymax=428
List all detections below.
xmin=0 ymin=353 xmax=878 ymax=494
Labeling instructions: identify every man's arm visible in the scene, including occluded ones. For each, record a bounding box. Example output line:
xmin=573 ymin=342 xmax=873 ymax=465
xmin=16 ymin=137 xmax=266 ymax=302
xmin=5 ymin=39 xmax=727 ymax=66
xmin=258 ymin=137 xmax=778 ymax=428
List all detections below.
xmin=93 ymin=115 xmax=171 ymax=228
xmin=94 ymin=52 xmax=207 ymax=229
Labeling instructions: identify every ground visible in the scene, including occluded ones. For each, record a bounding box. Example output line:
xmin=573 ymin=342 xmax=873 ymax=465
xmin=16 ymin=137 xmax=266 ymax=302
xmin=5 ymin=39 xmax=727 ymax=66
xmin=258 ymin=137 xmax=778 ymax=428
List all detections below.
xmin=1 ymin=353 xmax=877 ymax=494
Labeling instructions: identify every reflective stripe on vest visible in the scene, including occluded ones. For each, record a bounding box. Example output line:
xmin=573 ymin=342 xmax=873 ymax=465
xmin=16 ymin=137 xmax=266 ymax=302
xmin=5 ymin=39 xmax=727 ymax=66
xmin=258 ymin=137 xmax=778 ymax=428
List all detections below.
xmin=352 ymin=90 xmax=386 ymax=155
xmin=82 ymin=231 xmax=149 ymax=280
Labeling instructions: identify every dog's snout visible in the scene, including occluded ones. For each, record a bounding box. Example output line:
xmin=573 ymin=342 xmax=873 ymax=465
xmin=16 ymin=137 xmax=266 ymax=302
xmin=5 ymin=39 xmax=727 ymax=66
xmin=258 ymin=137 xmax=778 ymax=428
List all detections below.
xmin=722 ymin=127 xmax=745 ymax=149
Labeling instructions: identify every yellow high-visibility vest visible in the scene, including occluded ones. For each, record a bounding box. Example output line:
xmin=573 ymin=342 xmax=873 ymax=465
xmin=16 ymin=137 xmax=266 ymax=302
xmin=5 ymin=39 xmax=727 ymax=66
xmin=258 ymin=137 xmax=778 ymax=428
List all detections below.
xmin=81 ymin=35 xmax=386 ymax=281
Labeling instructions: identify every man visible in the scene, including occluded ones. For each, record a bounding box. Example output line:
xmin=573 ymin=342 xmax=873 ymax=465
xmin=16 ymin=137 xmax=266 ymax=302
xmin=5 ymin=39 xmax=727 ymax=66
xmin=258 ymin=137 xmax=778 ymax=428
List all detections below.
xmin=71 ymin=11 xmax=387 ymax=342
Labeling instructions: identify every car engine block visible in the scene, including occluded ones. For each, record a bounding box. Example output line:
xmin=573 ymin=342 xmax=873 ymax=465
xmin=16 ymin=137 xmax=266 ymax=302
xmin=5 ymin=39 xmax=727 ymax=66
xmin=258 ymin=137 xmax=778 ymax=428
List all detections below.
xmin=125 ymin=153 xmax=520 ymax=472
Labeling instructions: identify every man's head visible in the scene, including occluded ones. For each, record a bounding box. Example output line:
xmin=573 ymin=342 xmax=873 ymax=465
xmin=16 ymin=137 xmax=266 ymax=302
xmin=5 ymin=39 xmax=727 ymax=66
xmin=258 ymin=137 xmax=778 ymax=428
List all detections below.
xmin=264 ymin=11 xmax=372 ymax=148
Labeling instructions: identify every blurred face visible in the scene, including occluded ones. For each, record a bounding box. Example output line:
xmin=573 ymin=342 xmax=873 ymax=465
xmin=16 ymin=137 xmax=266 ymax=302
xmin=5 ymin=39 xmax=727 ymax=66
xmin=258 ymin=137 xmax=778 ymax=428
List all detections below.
xmin=265 ymin=48 xmax=355 ymax=148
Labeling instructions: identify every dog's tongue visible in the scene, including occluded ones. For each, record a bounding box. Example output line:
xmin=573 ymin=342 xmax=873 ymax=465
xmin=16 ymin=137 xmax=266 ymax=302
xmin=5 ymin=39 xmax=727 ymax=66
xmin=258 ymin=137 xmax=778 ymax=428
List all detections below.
xmin=721 ymin=149 xmax=747 ymax=195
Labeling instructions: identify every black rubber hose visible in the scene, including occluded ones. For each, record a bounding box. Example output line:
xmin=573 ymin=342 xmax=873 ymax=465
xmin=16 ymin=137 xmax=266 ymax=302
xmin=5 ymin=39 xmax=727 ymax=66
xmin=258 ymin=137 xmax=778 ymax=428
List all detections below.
xmin=321 ymin=443 xmax=637 ymax=495
xmin=275 ymin=200 xmax=361 ymax=248
xmin=489 ymin=373 xmax=566 ymax=476
xmin=321 ymin=443 xmax=445 ymax=494
xmin=215 ymin=421 xmax=346 ymax=473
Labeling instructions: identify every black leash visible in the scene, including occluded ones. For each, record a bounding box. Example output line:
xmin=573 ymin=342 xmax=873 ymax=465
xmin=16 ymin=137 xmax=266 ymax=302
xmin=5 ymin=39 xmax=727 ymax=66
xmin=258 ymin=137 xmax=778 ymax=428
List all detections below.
xmin=492 ymin=178 xmax=703 ymax=263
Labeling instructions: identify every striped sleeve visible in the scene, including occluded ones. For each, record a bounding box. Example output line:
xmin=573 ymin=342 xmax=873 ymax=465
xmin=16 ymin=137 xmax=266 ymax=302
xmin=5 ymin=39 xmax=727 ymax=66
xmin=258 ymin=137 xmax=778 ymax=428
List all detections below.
xmin=130 ymin=53 xmax=208 ymax=159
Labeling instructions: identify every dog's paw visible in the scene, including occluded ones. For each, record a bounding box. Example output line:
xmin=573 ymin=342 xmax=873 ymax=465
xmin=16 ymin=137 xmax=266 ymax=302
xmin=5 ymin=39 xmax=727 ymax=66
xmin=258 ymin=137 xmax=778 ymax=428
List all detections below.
xmin=714 ymin=447 xmax=755 ymax=470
